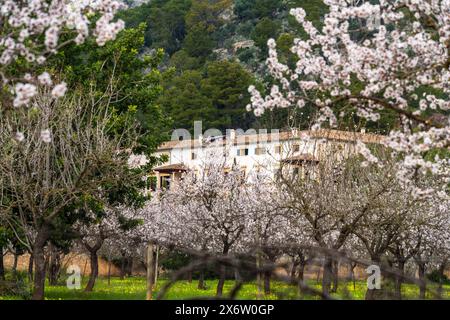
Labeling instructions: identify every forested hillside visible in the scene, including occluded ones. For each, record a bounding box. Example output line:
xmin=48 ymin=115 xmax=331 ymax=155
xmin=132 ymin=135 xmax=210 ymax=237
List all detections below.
xmin=118 ymin=0 xmax=329 ymax=133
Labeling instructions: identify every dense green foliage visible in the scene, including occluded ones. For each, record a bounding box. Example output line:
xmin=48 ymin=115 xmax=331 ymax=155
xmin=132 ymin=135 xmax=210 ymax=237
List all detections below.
xmin=51 ymin=23 xmax=171 ymax=154
xmin=118 ymin=0 xmax=449 ymax=134
xmin=158 ymin=60 xmax=254 ymax=132
xmin=119 ymin=0 xmax=333 ymax=132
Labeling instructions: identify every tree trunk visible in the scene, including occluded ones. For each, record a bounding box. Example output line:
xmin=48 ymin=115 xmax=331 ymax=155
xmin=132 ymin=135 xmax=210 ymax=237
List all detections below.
xmin=290 ymin=258 xmax=298 ymax=279
xmin=437 ymin=261 xmax=447 ymax=299
xmin=12 ymin=252 xmax=19 ymax=276
xmin=107 ymin=251 xmax=112 ymax=286
xmin=234 ymin=268 xmax=241 ymax=282
xmin=198 ymin=269 xmax=206 ymax=290
xmin=316 ymin=266 xmax=321 ymax=284
xmin=0 ymin=246 xmax=5 ymax=281
xmin=296 ymin=263 xmax=306 ymax=297
xmin=394 ymin=261 xmax=405 ymax=300
xmin=263 ymin=271 xmax=271 ymax=295
xmin=85 ymin=250 xmax=99 ymax=292
xmin=120 ymin=254 xmax=126 ymax=280
xmin=154 ymin=245 xmax=159 ymax=284
xmin=28 ymin=253 xmax=34 ymax=283
xmin=126 ymin=257 xmax=133 ymax=277
xmin=146 ymin=243 xmax=155 ymax=300
xmin=48 ymin=247 xmax=61 ymax=286
xmin=256 ymin=250 xmax=263 ymax=299
xmin=216 ymin=265 xmax=226 ymax=297
xmin=107 ymin=260 xmax=111 ymax=285
xmin=298 ymin=263 xmax=305 ymax=281
xmin=32 ymin=224 xmax=50 ymax=300
xmin=365 ymin=257 xmax=381 ymax=300
xmin=331 ymin=260 xmax=339 ymax=293
xmin=418 ymin=263 xmax=426 ymax=299
xmin=322 ymin=256 xmax=333 ymax=296
xmin=350 ymin=263 xmax=356 ymax=291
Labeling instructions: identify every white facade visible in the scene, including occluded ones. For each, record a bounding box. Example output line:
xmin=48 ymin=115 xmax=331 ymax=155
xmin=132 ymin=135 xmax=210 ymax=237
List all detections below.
xmin=151 ymin=129 xmax=384 ymax=189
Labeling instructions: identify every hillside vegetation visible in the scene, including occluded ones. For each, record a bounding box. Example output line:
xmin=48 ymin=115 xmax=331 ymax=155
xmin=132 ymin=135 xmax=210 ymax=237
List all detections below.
xmin=119 ymin=0 xmax=329 ymax=133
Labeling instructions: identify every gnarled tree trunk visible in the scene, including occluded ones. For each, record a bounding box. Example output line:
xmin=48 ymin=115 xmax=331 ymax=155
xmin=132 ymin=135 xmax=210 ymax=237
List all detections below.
xmin=32 ymin=224 xmax=50 ymax=300
xmin=216 ymin=245 xmax=230 ymax=297
xmin=322 ymin=256 xmax=333 ymax=296
xmin=12 ymin=252 xmax=19 ymax=276
xmin=146 ymin=243 xmax=155 ymax=300
xmin=418 ymin=263 xmax=426 ymax=299
xmin=331 ymin=260 xmax=339 ymax=293
xmin=0 ymin=246 xmax=5 ymax=281
xmin=120 ymin=253 xmax=126 ymax=280
xmin=84 ymin=238 xmax=103 ymax=292
xmin=437 ymin=260 xmax=447 ymax=298
xmin=198 ymin=269 xmax=206 ymax=290
xmin=394 ymin=261 xmax=405 ymax=300
xmin=264 ymin=271 xmax=271 ymax=295
xmin=28 ymin=253 xmax=34 ymax=283
xmin=85 ymin=249 xmax=99 ymax=292
xmin=216 ymin=265 xmax=226 ymax=297
xmin=48 ymin=246 xmax=62 ymax=286
xmin=365 ymin=257 xmax=382 ymax=300
xmin=298 ymin=263 xmax=306 ymax=281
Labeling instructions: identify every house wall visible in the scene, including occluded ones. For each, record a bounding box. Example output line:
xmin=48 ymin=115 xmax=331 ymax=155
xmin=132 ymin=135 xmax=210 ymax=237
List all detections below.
xmin=154 ymin=134 xmax=359 ymax=180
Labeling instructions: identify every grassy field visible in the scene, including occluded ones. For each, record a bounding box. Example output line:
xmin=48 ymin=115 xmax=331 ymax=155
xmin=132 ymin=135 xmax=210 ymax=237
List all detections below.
xmin=2 ymin=275 xmax=450 ymax=300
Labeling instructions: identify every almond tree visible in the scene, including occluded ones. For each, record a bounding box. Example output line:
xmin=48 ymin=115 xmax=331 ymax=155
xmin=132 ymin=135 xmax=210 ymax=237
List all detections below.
xmin=408 ymin=199 xmax=450 ymax=299
xmin=351 ymin=177 xmax=420 ymax=299
xmin=75 ymin=207 xmax=121 ymax=292
xmin=246 ymin=0 xmax=450 ymax=192
xmin=0 ymin=91 xmax=142 ymax=300
xmin=1 ymin=0 xmax=126 ymax=136
xmin=242 ymin=170 xmax=291 ymax=295
xmin=143 ymin=158 xmax=251 ymax=297
xmin=277 ymin=154 xmax=395 ymax=296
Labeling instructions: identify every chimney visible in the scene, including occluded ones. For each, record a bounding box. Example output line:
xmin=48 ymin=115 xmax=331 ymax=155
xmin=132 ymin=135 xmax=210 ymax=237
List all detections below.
xmin=229 ymin=129 xmax=236 ymax=142
xmin=361 ymin=128 xmax=366 ymax=134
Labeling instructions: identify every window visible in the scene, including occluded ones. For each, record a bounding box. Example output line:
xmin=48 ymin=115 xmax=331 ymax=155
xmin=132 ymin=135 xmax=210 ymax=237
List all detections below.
xmin=274 ymin=145 xmax=282 ymax=154
xmin=237 ymin=148 xmax=249 ymax=156
xmin=255 ymin=147 xmax=266 ymax=155
xmin=293 ymin=144 xmax=300 ymax=152
xmin=191 ymin=152 xmax=197 ymax=160
xmin=161 ymin=176 xmax=171 ymax=189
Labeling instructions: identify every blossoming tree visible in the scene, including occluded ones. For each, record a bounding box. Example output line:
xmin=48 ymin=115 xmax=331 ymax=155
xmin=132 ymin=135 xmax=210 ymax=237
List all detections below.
xmin=246 ymin=0 xmax=450 ymax=193
xmin=0 ymin=91 xmax=143 ymax=299
xmin=0 ymin=0 xmax=126 ymax=138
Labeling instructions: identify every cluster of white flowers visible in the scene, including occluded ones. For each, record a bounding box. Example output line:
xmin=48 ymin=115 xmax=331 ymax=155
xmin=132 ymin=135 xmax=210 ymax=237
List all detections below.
xmin=1 ymin=0 xmax=126 ymax=113
xmin=37 ymin=72 xmax=53 ymax=86
xmin=13 ymin=83 xmax=38 ymax=107
xmin=51 ymin=82 xmax=67 ymax=98
xmin=40 ymin=129 xmax=52 ymax=143
xmin=127 ymin=154 xmax=149 ymax=169
xmin=246 ymin=0 xmax=450 ymax=192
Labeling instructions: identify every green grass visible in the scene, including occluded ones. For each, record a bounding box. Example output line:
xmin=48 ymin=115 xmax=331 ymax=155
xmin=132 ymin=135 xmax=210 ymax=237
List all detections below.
xmin=1 ymin=274 xmax=449 ymax=300
xmin=2 ymin=276 xmax=449 ymax=300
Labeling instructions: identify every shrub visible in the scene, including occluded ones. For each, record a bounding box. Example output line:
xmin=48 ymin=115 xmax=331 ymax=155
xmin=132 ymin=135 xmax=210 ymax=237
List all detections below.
xmin=427 ymin=270 xmax=450 ymax=285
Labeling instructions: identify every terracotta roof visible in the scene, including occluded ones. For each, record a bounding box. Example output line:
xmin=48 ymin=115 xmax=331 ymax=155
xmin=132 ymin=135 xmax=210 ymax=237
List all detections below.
xmin=281 ymin=154 xmax=319 ymax=164
xmin=156 ymin=129 xmax=385 ymax=151
xmin=153 ymin=163 xmax=188 ymax=173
